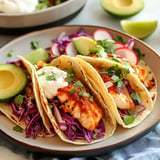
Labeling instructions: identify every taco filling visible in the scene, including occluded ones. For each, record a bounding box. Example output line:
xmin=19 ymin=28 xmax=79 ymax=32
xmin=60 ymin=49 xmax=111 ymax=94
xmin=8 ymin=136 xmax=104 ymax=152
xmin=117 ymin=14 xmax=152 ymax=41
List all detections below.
xmin=0 ymin=59 xmax=54 ymax=138
xmin=37 ymin=65 xmax=105 ymax=142
xmin=95 ymin=64 xmax=147 ymax=125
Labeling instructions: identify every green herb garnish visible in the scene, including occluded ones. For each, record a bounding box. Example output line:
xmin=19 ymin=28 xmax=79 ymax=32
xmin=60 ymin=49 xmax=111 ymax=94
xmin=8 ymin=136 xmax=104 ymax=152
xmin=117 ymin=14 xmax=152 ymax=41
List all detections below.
xmin=13 ymin=125 xmax=23 ymax=133
xmin=70 ymin=88 xmax=76 ymax=95
xmin=45 ymin=72 xmax=58 ymax=81
xmin=73 ymin=81 xmax=84 ymax=89
xmin=48 ymin=103 xmax=53 ymax=109
xmin=66 ymin=68 xmax=75 ymax=77
xmin=100 ymin=65 xmax=130 ymax=88
xmin=131 ymin=92 xmax=142 ymax=103
xmin=123 ymin=115 xmax=135 ymax=125
xmin=65 ymin=77 xmax=75 ymax=83
xmin=7 ymin=50 xmax=14 ymax=57
xmin=128 ymin=109 xmax=136 ymax=115
xmin=78 ymin=90 xmax=90 ymax=98
xmin=97 ymin=39 xmax=116 ymax=54
xmin=89 ymin=96 xmax=94 ymax=102
xmin=133 ymin=48 xmax=145 ymax=61
xmin=30 ymin=41 xmax=39 ymax=50
xmin=13 ymin=95 xmax=24 ymax=105
xmin=115 ymin=35 xmax=125 ymax=44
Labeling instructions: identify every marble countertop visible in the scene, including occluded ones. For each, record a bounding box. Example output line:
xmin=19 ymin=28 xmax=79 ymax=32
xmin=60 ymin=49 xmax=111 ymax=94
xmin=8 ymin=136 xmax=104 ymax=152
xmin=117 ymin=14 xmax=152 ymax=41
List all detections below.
xmin=0 ymin=0 xmax=160 ymax=159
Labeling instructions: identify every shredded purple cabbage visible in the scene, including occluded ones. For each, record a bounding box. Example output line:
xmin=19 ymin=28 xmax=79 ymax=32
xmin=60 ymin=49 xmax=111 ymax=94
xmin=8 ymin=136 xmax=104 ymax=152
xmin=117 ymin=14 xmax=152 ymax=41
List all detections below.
xmin=9 ymin=61 xmax=54 ymax=138
xmin=52 ymin=28 xmax=91 ymax=55
xmin=49 ymin=97 xmax=105 ymax=143
xmin=11 ymin=96 xmax=48 ymax=138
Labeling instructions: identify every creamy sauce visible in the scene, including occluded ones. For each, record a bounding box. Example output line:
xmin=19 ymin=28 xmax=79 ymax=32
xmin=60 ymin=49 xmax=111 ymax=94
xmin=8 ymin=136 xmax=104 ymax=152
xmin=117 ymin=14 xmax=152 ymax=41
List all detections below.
xmin=0 ymin=0 xmax=38 ymax=13
xmin=37 ymin=66 xmax=68 ymax=99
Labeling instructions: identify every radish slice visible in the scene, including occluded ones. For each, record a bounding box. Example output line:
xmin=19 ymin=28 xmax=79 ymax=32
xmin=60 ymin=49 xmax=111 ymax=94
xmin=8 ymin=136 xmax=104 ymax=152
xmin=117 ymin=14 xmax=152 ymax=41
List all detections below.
xmin=93 ymin=29 xmax=113 ymax=40
xmin=114 ymin=42 xmax=126 ymax=49
xmin=115 ymin=47 xmax=138 ymax=65
xmin=51 ymin=43 xmax=60 ymax=56
xmin=65 ymin=42 xmax=77 ymax=57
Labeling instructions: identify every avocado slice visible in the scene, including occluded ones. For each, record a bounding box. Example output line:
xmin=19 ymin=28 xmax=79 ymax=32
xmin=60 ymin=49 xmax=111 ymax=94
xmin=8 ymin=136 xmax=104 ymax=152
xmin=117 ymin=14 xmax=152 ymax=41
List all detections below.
xmin=100 ymin=0 xmax=144 ymax=18
xmin=0 ymin=64 xmax=27 ymax=101
xmin=72 ymin=36 xmax=97 ymax=56
xmin=25 ymin=48 xmax=49 ymax=64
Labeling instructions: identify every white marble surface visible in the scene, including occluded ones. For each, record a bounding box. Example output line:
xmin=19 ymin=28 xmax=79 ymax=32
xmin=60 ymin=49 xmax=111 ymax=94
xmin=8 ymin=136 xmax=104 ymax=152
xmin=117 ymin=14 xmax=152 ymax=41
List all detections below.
xmin=0 ymin=0 xmax=160 ymax=159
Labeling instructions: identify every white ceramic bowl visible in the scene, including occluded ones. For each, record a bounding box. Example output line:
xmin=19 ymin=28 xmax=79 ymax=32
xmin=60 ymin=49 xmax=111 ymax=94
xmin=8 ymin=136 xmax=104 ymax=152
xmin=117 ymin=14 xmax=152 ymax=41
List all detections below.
xmin=0 ymin=0 xmax=87 ymax=28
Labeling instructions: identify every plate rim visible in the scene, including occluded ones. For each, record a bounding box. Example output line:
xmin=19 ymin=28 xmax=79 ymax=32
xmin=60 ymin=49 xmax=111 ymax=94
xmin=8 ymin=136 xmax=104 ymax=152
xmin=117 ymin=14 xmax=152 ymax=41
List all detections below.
xmin=0 ymin=25 xmax=160 ymax=157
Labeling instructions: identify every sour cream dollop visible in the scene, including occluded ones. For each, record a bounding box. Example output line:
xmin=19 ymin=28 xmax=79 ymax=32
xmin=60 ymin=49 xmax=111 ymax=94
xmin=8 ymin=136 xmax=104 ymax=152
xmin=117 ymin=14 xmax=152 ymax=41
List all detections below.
xmin=37 ymin=66 xmax=68 ymax=99
xmin=0 ymin=0 xmax=38 ymax=13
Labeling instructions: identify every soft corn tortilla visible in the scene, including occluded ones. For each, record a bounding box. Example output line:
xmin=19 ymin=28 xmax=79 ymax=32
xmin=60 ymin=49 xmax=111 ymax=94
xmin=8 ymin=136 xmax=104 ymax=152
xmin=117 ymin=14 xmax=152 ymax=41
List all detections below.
xmin=34 ymin=55 xmax=116 ymax=145
xmin=0 ymin=56 xmax=53 ymax=137
xmin=75 ymin=56 xmax=155 ymax=128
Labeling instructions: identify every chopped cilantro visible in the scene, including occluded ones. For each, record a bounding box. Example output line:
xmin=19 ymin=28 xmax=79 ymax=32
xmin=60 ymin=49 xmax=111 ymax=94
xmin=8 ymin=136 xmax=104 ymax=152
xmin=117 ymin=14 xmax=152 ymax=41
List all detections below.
xmin=73 ymin=81 xmax=84 ymax=89
xmin=30 ymin=41 xmax=39 ymax=50
xmin=133 ymin=48 xmax=145 ymax=61
xmin=100 ymin=64 xmax=129 ymax=78
xmin=13 ymin=125 xmax=23 ymax=133
xmin=36 ymin=0 xmax=52 ymax=10
xmin=97 ymin=39 xmax=116 ymax=54
xmin=45 ymin=72 xmax=58 ymax=81
xmin=70 ymin=88 xmax=76 ymax=95
xmin=66 ymin=68 xmax=75 ymax=77
xmin=116 ymin=80 xmax=124 ymax=88
xmin=13 ymin=95 xmax=24 ymax=105
xmin=128 ymin=109 xmax=136 ymax=115
xmin=123 ymin=115 xmax=135 ymax=125
xmin=108 ymin=57 xmax=121 ymax=63
xmin=89 ymin=96 xmax=94 ymax=102
xmin=7 ymin=50 xmax=14 ymax=57
xmin=115 ymin=35 xmax=125 ymax=44
xmin=78 ymin=90 xmax=90 ymax=98
xmin=131 ymin=92 xmax=142 ymax=103
xmin=65 ymin=77 xmax=75 ymax=83
xmin=49 ymin=103 xmax=53 ymax=109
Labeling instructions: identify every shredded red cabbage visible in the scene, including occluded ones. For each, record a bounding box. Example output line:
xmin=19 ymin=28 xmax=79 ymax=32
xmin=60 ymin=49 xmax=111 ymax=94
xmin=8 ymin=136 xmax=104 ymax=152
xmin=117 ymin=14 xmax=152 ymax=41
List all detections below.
xmin=11 ymin=96 xmax=48 ymax=138
xmin=49 ymin=97 xmax=105 ymax=143
xmin=9 ymin=61 xmax=55 ymax=138
xmin=51 ymin=28 xmax=91 ymax=55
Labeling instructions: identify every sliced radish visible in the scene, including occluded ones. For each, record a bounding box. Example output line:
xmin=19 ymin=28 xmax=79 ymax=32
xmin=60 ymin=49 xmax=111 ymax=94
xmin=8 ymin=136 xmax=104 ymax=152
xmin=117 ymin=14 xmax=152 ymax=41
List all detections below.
xmin=51 ymin=43 xmax=60 ymax=56
xmin=115 ymin=47 xmax=138 ymax=65
xmin=114 ymin=42 xmax=126 ymax=49
xmin=65 ymin=42 xmax=78 ymax=57
xmin=93 ymin=29 xmax=113 ymax=40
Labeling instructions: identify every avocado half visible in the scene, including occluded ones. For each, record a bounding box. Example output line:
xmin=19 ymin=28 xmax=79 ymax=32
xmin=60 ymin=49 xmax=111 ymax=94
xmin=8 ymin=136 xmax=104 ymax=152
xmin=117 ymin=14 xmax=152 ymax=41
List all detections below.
xmin=0 ymin=64 xmax=27 ymax=101
xmin=100 ymin=0 xmax=144 ymax=18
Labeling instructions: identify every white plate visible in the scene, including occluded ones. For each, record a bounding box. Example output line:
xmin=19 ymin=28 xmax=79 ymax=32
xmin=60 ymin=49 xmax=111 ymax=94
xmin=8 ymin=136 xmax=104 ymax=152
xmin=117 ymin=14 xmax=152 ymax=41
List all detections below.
xmin=0 ymin=0 xmax=87 ymax=28
xmin=0 ymin=25 xmax=160 ymax=157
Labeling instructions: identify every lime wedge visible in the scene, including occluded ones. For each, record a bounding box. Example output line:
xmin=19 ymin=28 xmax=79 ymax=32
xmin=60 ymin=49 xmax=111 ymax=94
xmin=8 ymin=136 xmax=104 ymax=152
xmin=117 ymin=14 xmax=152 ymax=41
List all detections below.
xmin=120 ymin=20 xmax=158 ymax=39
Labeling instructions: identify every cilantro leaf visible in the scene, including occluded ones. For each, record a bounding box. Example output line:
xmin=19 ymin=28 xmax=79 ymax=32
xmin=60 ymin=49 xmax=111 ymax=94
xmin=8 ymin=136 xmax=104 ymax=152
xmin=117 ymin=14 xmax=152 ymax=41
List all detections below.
xmin=123 ymin=115 xmax=135 ymax=125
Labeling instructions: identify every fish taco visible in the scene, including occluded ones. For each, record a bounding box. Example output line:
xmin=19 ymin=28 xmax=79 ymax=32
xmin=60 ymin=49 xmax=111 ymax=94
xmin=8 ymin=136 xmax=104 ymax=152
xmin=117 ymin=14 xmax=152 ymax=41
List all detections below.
xmin=0 ymin=56 xmax=54 ymax=138
xmin=34 ymin=55 xmax=116 ymax=144
xmin=75 ymin=56 xmax=154 ymax=128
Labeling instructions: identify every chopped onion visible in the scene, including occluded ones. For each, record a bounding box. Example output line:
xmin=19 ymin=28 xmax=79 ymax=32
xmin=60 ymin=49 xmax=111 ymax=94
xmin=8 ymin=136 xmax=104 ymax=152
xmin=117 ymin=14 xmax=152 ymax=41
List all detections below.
xmin=105 ymin=81 xmax=113 ymax=88
xmin=53 ymin=104 xmax=67 ymax=130
xmin=125 ymin=38 xmax=135 ymax=49
xmin=111 ymin=75 xmax=119 ymax=80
